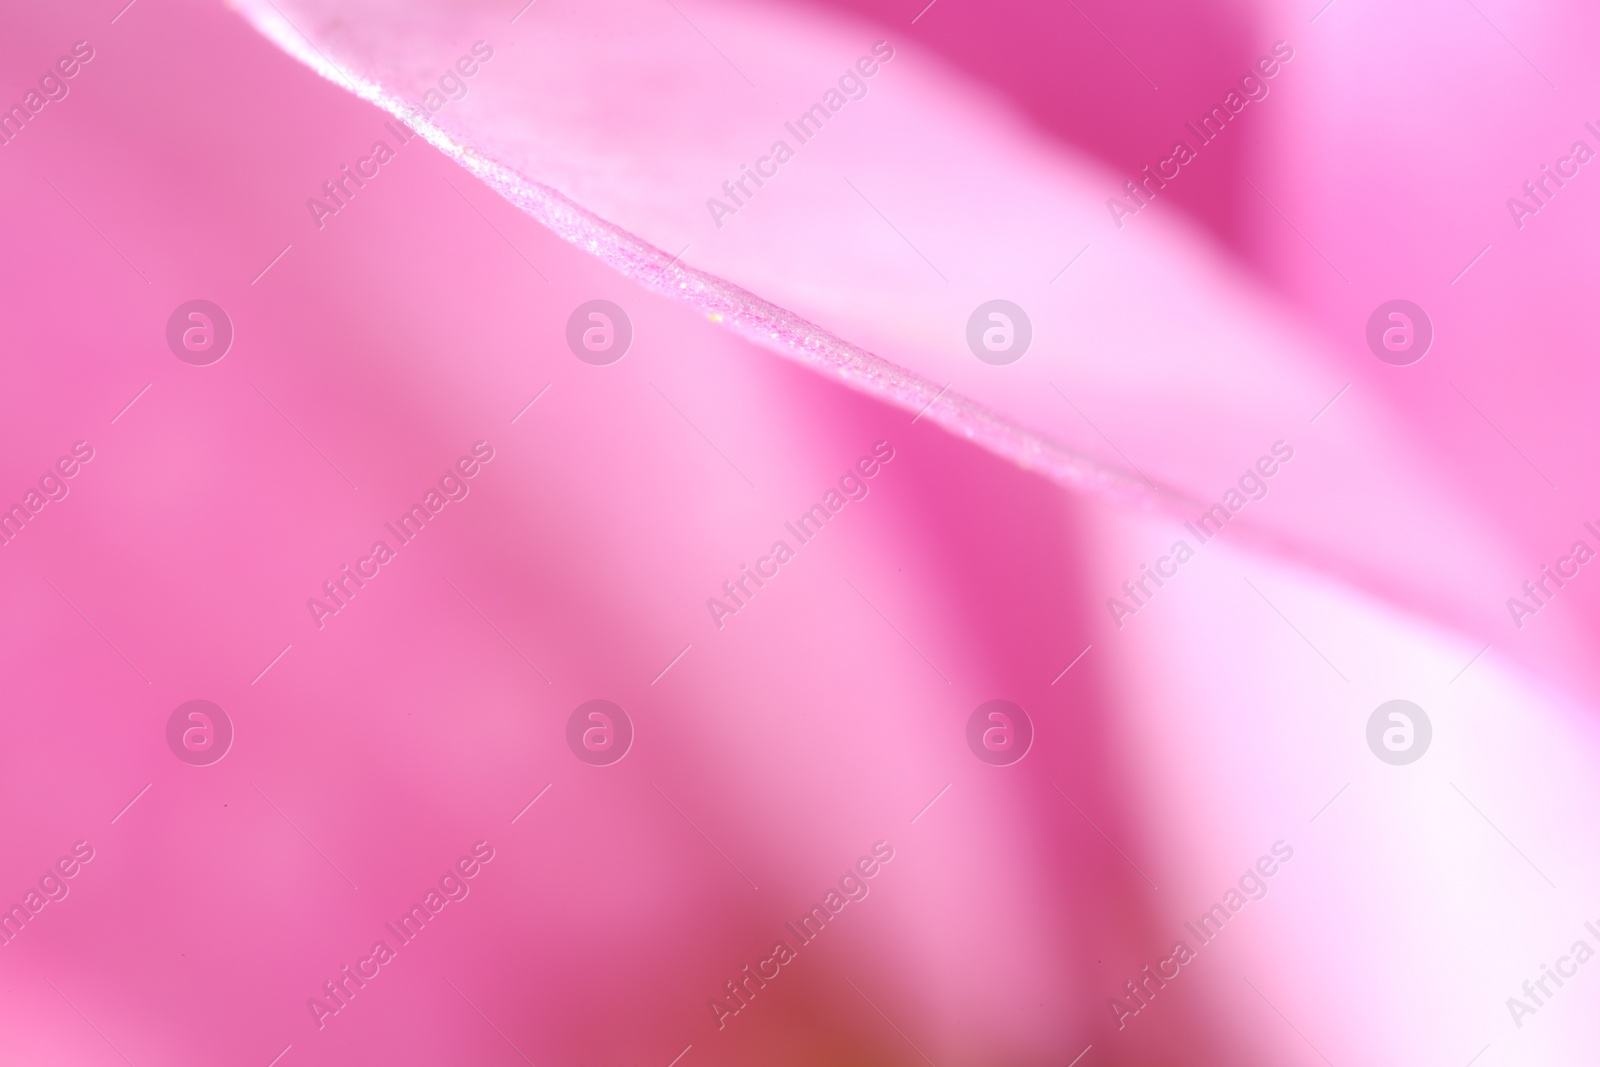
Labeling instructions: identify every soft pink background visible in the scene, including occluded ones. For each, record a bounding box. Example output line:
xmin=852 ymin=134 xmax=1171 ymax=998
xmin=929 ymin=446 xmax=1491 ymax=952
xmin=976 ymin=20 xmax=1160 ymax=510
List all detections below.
xmin=1 ymin=0 xmax=1598 ymax=1064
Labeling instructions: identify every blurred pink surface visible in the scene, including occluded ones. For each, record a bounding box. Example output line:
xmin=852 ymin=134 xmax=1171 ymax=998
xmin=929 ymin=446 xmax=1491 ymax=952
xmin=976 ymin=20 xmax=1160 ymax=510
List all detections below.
xmin=2 ymin=0 xmax=1599 ymax=1064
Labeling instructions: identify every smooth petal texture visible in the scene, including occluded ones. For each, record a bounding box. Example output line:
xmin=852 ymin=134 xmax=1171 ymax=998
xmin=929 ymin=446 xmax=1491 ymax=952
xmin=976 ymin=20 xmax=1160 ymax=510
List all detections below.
xmin=232 ymin=0 xmax=1600 ymax=670
xmin=0 ymin=0 xmax=1597 ymax=1064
